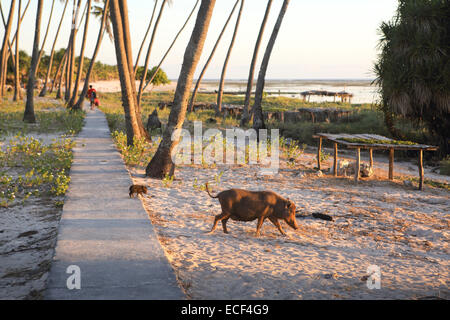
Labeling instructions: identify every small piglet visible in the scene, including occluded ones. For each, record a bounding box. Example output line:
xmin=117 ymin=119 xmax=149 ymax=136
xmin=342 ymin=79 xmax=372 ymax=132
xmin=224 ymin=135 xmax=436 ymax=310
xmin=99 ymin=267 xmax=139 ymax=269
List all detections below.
xmin=129 ymin=185 xmax=148 ymax=198
xmin=206 ymin=183 xmax=298 ymax=236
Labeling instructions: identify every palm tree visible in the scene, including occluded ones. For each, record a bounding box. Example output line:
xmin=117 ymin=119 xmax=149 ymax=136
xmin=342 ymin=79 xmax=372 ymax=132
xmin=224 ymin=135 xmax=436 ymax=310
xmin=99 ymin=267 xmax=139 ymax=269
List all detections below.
xmin=136 ymin=0 xmax=167 ymax=107
xmin=13 ymin=0 xmax=22 ymax=101
xmin=117 ymin=0 xmax=149 ymax=140
xmin=146 ymin=0 xmax=216 ymax=178
xmin=141 ymin=0 xmax=200 ymax=92
xmin=23 ymin=0 xmax=44 ymax=123
xmin=134 ymin=0 xmax=158 ymax=73
xmin=0 ymin=0 xmax=16 ymax=98
xmin=217 ymin=0 xmax=244 ymax=113
xmin=55 ymin=51 xmax=67 ymax=99
xmin=40 ymin=0 xmax=69 ymax=97
xmin=0 ymin=0 xmax=31 ymax=97
xmin=252 ymin=0 xmax=290 ymax=132
xmin=73 ymin=0 xmax=110 ymax=110
xmin=68 ymin=0 xmax=92 ymax=109
xmin=35 ymin=0 xmax=56 ymax=75
xmin=240 ymin=0 xmax=272 ymax=126
xmin=188 ymin=0 xmax=239 ymax=113
xmin=65 ymin=0 xmax=83 ymax=101
xmin=110 ymin=0 xmax=142 ymax=145
xmin=374 ymin=0 xmax=450 ymax=156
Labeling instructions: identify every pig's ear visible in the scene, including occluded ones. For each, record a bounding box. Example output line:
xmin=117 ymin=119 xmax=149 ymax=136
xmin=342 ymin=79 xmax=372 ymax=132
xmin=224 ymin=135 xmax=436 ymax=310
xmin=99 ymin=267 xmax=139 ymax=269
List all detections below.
xmin=286 ymin=201 xmax=292 ymax=208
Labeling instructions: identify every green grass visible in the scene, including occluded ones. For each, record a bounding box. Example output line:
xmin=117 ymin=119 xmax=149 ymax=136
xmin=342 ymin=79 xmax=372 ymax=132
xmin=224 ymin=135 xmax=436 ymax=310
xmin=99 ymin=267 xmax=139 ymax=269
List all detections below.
xmin=0 ymin=95 xmax=85 ymax=135
xmin=0 ymin=93 xmax=84 ymax=208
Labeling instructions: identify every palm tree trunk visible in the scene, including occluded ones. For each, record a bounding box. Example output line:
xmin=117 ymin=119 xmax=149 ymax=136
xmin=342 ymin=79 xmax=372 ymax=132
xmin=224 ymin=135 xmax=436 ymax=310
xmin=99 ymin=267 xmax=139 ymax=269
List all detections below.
xmin=69 ymin=0 xmax=92 ymax=109
xmin=65 ymin=0 xmax=83 ymax=102
xmin=13 ymin=0 xmax=22 ymax=101
xmin=40 ymin=0 xmax=69 ymax=97
xmin=146 ymin=0 xmax=216 ymax=179
xmin=110 ymin=0 xmax=142 ymax=146
xmin=35 ymin=0 xmax=55 ymax=77
xmin=240 ymin=0 xmax=272 ymax=126
xmin=0 ymin=2 xmax=18 ymax=97
xmin=136 ymin=0 xmax=167 ymax=107
xmin=188 ymin=0 xmax=239 ymax=113
xmin=1 ymin=0 xmax=30 ymax=95
xmin=118 ymin=0 xmax=149 ymax=140
xmin=142 ymin=0 xmax=200 ymax=92
xmin=252 ymin=0 xmax=289 ymax=132
xmin=217 ymin=0 xmax=244 ymax=113
xmin=56 ymin=52 xmax=68 ymax=99
xmin=74 ymin=0 xmax=110 ymax=110
xmin=134 ymin=0 xmax=158 ymax=73
xmin=0 ymin=0 xmax=16 ymax=98
xmin=23 ymin=0 xmax=44 ymax=123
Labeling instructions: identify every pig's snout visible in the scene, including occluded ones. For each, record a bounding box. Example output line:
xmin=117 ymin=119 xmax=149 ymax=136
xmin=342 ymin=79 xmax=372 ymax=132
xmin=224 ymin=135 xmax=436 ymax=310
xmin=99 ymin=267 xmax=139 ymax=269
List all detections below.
xmin=285 ymin=217 xmax=299 ymax=230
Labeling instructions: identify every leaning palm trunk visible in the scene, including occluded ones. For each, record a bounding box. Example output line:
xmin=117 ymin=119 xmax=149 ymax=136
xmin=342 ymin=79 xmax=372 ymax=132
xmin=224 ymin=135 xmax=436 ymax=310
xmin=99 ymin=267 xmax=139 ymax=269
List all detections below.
xmin=146 ymin=0 xmax=216 ymax=179
xmin=188 ymin=0 xmax=239 ymax=113
xmin=0 ymin=1 xmax=17 ymax=96
xmin=217 ymin=0 xmax=244 ymax=113
xmin=118 ymin=0 xmax=149 ymax=140
xmin=240 ymin=0 xmax=272 ymax=126
xmin=69 ymin=0 xmax=92 ymax=109
xmin=134 ymin=0 xmax=159 ymax=73
xmin=137 ymin=0 xmax=167 ymax=107
xmin=65 ymin=0 xmax=83 ymax=102
xmin=13 ymin=0 xmax=22 ymax=101
xmin=74 ymin=0 xmax=110 ymax=110
xmin=252 ymin=0 xmax=289 ymax=132
xmin=110 ymin=0 xmax=143 ymax=146
xmin=40 ymin=0 xmax=69 ymax=97
xmin=55 ymin=53 xmax=68 ymax=99
xmin=35 ymin=0 xmax=55 ymax=77
xmin=0 ymin=0 xmax=16 ymax=98
xmin=142 ymin=0 xmax=200 ymax=92
xmin=23 ymin=0 xmax=44 ymax=123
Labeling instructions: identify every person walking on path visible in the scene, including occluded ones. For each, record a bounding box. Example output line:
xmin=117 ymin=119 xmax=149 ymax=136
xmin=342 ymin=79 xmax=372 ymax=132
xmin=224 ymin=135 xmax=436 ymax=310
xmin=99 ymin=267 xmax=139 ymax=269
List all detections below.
xmin=87 ymin=85 xmax=97 ymax=110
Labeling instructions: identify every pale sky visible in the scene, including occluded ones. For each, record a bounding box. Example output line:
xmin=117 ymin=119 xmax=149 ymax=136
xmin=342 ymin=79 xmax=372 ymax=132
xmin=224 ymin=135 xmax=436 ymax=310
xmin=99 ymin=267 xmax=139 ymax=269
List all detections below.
xmin=1 ymin=0 xmax=398 ymax=79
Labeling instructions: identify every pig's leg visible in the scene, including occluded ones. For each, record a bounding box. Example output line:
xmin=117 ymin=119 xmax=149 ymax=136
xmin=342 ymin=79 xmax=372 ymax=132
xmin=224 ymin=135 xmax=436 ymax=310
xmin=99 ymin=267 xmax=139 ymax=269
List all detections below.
xmin=255 ymin=217 xmax=266 ymax=237
xmin=209 ymin=212 xmax=230 ymax=234
xmin=221 ymin=218 xmax=230 ymax=234
xmin=268 ymin=216 xmax=287 ymax=236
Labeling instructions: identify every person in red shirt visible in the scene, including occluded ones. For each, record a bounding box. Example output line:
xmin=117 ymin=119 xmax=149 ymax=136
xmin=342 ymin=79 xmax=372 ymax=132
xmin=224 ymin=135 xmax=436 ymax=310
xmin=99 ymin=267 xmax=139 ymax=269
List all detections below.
xmin=87 ymin=85 xmax=97 ymax=110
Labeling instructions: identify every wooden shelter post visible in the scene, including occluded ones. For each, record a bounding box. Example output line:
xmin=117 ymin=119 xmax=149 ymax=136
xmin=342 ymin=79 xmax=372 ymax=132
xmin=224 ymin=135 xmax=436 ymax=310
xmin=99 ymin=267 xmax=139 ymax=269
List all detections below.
xmin=418 ymin=149 xmax=424 ymax=190
xmin=355 ymin=147 xmax=360 ymax=182
xmin=317 ymin=137 xmax=322 ymax=170
xmin=369 ymin=148 xmax=373 ymax=169
xmin=389 ymin=148 xmax=394 ymax=180
xmin=333 ymin=142 xmax=338 ymax=176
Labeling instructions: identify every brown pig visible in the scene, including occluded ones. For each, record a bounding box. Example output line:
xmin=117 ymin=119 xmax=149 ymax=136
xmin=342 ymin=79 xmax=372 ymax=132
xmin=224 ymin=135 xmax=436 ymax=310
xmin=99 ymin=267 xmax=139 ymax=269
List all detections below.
xmin=206 ymin=183 xmax=298 ymax=237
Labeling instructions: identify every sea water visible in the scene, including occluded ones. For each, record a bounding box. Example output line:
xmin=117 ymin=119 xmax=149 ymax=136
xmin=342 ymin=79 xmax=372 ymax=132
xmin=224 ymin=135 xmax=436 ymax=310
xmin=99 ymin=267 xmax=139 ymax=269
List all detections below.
xmin=197 ymin=79 xmax=380 ymax=105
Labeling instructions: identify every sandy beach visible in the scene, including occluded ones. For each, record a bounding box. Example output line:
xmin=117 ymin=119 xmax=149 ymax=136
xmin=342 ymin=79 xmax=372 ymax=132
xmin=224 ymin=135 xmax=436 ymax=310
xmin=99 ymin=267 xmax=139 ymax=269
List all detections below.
xmin=90 ymin=80 xmax=177 ymax=93
xmin=125 ymin=148 xmax=449 ymax=300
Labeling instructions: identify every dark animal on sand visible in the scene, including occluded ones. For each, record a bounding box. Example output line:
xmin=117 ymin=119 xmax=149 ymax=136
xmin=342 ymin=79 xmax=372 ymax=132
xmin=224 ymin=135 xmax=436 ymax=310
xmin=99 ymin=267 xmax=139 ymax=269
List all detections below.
xmin=129 ymin=185 xmax=148 ymax=198
xmin=205 ymin=183 xmax=298 ymax=236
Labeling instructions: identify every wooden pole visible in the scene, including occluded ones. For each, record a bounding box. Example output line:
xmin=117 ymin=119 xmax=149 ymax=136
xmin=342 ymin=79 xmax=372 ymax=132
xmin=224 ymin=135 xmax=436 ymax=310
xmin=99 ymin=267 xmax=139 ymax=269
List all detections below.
xmin=418 ymin=149 xmax=424 ymax=191
xmin=369 ymin=148 xmax=373 ymax=170
xmin=389 ymin=148 xmax=394 ymax=180
xmin=355 ymin=148 xmax=360 ymax=182
xmin=317 ymin=137 xmax=322 ymax=170
xmin=333 ymin=142 xmax=338 ymax=176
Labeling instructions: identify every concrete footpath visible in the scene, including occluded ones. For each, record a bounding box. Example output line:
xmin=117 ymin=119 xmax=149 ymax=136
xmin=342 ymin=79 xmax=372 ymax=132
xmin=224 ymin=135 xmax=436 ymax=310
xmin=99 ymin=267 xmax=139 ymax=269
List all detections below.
xmin=45 ymin=108 xmax=184 ymax=299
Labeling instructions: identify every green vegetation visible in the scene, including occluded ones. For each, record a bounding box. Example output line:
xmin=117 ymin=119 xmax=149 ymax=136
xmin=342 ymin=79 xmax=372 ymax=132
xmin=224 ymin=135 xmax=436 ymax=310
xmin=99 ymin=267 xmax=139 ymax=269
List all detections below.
xmin=135 ymin=67 xmax=170 ymax=86
xmin=374 ymin=0 xmax=449 ymax=156
xmin=439 ymin=157 xmax=450 ymax=176
xmin=0 ymin=134 xmax=75 ymax=207
xmin=340 ymin=138 xmax=417 ymax=146
xmin=0 ymin=96 xmax=83 ymax=208
xmin=0 ymin=98 xmax=85 ymax=135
